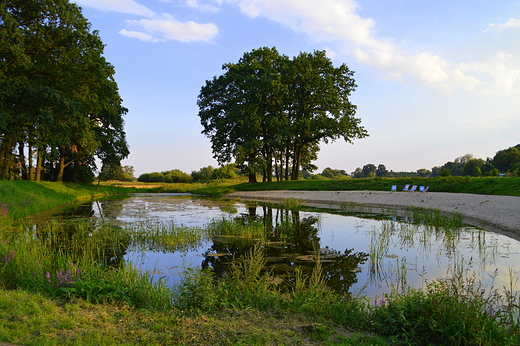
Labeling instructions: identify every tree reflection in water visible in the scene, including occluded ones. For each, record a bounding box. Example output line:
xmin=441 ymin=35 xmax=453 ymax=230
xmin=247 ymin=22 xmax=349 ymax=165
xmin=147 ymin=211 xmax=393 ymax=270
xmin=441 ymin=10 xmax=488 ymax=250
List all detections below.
xmin=201 ymin=205 xmax=368 ymax=296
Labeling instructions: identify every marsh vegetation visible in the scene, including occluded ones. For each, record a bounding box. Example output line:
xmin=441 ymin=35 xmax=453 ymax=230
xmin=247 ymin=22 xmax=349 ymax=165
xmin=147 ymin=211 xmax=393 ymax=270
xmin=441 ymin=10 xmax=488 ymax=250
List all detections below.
xmin=2 ymin=189 xmax=520 ymax=345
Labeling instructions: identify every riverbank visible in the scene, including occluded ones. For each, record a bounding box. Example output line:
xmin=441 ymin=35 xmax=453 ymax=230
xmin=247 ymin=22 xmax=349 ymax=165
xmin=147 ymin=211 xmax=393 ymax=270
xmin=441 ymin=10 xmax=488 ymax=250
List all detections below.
xmin=226 ymin=190 xmax=520 ymax=240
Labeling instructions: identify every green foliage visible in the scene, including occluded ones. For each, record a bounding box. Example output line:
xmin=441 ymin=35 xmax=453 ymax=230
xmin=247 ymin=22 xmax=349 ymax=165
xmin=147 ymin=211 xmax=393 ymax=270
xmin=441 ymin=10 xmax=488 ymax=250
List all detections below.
xmin=138 ymin=169 xmax=192 ymax=183
xmin=214 ymin=163 xmax=238 ymax=180
xmin=369 ymin=278 xmax=519 ymax=345
xmin=191 ymin=165 xmax=216 ymax=181
xmin=198 ymin=47 xmax=367 ymax=182
xmin=493 ymin=146 xmax=520 ymax=172
xmin=0 ymin=0 xmax=129 ymax=182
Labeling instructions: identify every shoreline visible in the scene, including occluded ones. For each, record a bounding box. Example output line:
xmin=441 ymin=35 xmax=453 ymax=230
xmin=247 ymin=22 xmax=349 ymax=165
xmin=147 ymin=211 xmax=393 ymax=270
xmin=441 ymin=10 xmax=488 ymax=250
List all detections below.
xmin=225 ymin=190 xmax=520 ymax=241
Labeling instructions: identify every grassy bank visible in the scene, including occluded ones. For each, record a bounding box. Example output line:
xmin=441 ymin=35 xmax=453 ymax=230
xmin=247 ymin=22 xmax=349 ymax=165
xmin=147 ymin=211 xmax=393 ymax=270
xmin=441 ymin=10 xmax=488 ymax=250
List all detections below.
xmin=189 ymin=176 xmax=520 ymax=197
xmin=0 ymin=180 xmax=157 ymax=219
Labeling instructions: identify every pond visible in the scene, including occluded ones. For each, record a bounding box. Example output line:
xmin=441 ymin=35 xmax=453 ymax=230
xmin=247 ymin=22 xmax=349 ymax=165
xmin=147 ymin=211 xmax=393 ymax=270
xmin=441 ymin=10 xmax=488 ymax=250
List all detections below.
xmin=24 ymin=193 xmax=520 ymax=299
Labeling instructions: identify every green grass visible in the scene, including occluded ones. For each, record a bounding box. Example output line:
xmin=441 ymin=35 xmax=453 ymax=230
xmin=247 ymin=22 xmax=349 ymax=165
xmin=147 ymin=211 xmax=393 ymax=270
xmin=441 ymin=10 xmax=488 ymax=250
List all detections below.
xmin=2 ymin=178 xmax=520 ymax=345
xmin=189 ymin=176 xmax=520 ymax=197
xmin=0 ymin=180 xmax=157 ymax=219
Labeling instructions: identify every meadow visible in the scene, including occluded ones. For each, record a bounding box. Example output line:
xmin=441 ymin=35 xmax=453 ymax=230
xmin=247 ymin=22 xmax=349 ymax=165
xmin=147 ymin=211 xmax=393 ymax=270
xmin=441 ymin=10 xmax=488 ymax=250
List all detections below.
xmin=1 ymin=178 xmax=520 ymax=345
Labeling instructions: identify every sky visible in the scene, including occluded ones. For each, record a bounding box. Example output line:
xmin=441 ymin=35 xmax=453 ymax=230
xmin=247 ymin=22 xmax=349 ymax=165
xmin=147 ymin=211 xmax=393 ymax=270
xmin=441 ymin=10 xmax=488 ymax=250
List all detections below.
xmin=72 ymin=0 xmax=520 ymax=177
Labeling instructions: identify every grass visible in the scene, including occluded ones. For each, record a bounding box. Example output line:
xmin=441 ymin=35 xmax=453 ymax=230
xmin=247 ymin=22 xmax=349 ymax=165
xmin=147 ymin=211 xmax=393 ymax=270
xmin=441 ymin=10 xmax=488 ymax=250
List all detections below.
xmin=2 ymin=178 xmax=520 ymax=345
xmin=2 ymin=213 xmax=520 ymax=345
xmin=0 ymin=180 xmax=158 ymax=219
xmin=188 ymin=176 xmax=520 ymax=197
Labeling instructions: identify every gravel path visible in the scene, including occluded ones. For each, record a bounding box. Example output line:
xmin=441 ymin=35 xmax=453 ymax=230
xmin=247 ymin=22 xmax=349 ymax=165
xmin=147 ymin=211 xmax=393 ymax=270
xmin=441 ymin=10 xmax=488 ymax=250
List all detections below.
xmin=226 ymin=190 xmax=520 ymax=240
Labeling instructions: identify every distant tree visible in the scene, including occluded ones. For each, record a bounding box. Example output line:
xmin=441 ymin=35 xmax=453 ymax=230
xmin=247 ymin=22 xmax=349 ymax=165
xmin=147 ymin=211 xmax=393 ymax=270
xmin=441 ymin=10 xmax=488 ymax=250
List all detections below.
xmin=492 ymin=146 xmax=520 ymax=172
xmin=214 ymin=164 xmax=237 ymax=180
xmin=362 ymin=164 xmax=376 ymax=178
xmin=192 ymin=166 xmax=216 ymax=181
xmin=99 ymin=162 xmax=125 ymax=181
xmin=351 ymin=167 xmax=363 ymax=178
xmin=321 ymin=167 xmax=345 ymax=179
xmin=122 ymin=166 xmax=135 ymax=181
xmin=462 ymin=158 xmax=486 ymax=176
xmin=375 ymin=164 xmax=388 ymax=177
xmin=439 ymin=168 xmax=451 ymax=177
xmin=417 ymin=168 xmax=431 ymax=177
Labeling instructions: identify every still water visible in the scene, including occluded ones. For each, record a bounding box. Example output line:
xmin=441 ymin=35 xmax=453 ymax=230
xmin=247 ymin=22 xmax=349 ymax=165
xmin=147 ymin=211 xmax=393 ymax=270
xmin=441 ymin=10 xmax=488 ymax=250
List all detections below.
xmin=27 ymin=193 xmax=520 ymax=298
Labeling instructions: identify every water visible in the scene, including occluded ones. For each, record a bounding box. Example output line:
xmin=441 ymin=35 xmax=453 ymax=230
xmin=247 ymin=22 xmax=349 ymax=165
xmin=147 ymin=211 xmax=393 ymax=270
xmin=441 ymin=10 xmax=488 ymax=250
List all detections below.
xmin=25 ymin=193 xmax=520 ymax=298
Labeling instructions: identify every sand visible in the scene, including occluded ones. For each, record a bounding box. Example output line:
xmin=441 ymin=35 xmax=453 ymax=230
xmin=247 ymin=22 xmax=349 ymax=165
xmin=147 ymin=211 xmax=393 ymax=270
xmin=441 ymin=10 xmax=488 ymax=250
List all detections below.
xmin=225 ymin=190 xmax=520 ymax=240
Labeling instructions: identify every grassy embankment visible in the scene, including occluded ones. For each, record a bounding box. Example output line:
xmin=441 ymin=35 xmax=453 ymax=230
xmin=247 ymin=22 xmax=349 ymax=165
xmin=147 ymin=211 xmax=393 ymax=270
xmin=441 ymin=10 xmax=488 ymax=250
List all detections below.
xmin=189 ymin=175 xmax=520 ymax=197
xmin=1 ymin=179 xmax=520 ymax=345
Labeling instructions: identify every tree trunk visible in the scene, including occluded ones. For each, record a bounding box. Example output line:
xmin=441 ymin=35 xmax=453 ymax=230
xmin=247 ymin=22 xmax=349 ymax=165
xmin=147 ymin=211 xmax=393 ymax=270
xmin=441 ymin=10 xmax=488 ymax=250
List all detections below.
xmin=18 ymin=141 xmax=28 ymax=180
xmin=0 ymin=137 xmax=13 ymax=180
xmin=284 ymin=147 xmax=290 ymax=181
xmin=291 ymin=147 xmax=302 ymax=180
xmin=28 ymin=145 xmax=34 ymax=181
xmin=248 ymin=170 xmax=257 ymax=183
xmin=36 ymin=149 xmax=43 ymax=182
xmin=56 ymin=147 xmax=66 ymax=182
xmin=266 ymin=149 xmax=273 ymax=182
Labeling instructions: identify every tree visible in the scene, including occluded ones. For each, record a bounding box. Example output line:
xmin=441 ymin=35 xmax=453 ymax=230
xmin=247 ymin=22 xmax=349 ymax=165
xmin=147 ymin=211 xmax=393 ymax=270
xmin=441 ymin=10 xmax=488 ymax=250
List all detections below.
xmin=492 ymin=146 xmax=520 ymax=172
xmin=0 ymin=0 xmax=129 ymax=181
xmin=417 ymin=168 xmax=431 ymax=177
xmin=462 ymin=158 xmax=485 ymax=176
xmin=362 ymin=164 xmax=376 ymax=178
xmin=198 ymin=47 xmax=367 ymax=182
xmin=284 ymin=50 xmax=368 ymax=179
xmin=375 ymin=164 xmax=388 ymax=177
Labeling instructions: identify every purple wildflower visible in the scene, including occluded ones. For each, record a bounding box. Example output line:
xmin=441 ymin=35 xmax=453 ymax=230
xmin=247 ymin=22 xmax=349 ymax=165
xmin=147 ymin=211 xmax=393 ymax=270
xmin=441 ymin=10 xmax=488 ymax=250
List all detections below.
xmin=1 ymin=250 xmax=15 ymax=263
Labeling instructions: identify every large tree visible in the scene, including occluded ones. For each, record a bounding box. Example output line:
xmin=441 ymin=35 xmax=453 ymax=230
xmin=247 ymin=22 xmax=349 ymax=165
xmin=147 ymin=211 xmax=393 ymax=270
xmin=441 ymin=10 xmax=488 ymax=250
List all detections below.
xmin=198 ymin=47 xmax=367 ymax=182
xmin=0 ymin=0 xmax=128 ymax=181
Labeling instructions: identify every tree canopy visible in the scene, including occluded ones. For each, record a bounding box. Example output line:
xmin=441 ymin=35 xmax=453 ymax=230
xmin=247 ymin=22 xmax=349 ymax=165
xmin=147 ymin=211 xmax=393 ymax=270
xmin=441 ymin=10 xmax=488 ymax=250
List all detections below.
xmin=0 ymin=0 xmax=129 ymax=182
xmin=197 ymin=47 xmax=368 ymax=182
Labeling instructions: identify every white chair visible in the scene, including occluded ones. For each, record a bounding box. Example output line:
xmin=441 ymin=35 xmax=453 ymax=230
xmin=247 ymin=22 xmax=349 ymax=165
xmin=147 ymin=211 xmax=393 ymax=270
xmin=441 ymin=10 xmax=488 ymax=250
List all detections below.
xmin=402 ymin=184 xmax=410 ymax=191
xmin=409 ymin=185 xmax=418 ymax=192
xmin=419 ymin=186 xmax=429 ymax=192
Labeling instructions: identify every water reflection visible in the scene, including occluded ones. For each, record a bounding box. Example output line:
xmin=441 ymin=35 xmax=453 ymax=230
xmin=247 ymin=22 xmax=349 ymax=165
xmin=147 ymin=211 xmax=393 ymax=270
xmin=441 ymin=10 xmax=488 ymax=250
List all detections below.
xmin=201 ymin=206 xmax=368 ymax=295
xmin=23 ymin=193 xmax=520 ymax=298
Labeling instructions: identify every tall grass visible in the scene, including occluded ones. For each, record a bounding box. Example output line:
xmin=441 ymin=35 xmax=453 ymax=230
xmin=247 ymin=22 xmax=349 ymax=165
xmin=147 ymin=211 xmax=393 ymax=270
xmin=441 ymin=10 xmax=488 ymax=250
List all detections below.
xmin=368 ymin=268 xmax=520 ymax=345
xmin=0 ymin=220 xmax=173 ymax=309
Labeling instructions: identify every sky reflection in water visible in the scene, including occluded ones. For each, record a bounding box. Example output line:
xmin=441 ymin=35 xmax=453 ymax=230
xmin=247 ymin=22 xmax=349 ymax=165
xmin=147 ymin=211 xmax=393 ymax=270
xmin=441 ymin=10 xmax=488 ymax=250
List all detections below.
xmin=45 ymin=193 xmax=520 ymax=298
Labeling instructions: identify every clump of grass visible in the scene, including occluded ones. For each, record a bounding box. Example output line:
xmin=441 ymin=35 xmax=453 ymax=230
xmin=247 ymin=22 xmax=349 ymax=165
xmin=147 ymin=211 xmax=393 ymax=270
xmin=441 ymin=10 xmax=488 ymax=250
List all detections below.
xmin=205 ymin=216 xmax=269 ymax=241
xmin=368 ymin=269 xmax=520 ymax=346
xmin=410 ymin=208 xmax=464 ymax=229
xmin=281 ymin=198 xmax=301 ymax=209
xmin=0 ymin=221 xmax=173 ymax=309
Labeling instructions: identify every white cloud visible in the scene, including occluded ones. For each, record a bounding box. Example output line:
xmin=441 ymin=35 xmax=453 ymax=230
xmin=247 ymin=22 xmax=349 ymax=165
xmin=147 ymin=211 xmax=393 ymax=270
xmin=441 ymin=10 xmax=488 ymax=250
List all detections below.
xmin=486 ymin=17 xmax=520 ymax=31
xmin=125 ymin=14 xmax=218 ymax=42
xmin=224 ymin=0 xmax=474 ymax=91
xmin=75 ymin=0 xmax=219 ymax=43
xmin=186 ymin=0 xmax=220 ymax=13
xmin=461 ymin=52 xmax=520 ymax=96
xmin=74 ymin=0 xmax=156 ymax=17
xmin=119 ymin=29 xmax=159 ymax=42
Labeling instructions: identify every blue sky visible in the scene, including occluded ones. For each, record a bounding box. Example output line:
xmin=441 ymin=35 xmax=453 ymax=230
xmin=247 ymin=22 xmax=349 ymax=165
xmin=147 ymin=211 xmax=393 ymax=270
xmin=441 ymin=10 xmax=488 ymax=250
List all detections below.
xmin=72 ymin=0 xmax=520 ymax=177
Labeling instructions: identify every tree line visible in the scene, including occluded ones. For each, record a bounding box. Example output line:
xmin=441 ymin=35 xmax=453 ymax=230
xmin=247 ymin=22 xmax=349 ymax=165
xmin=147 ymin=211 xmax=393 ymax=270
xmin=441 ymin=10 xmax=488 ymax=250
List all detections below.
xmin=309 ymin=144 xmax=520 ymax=179
xmin=137 ymin=164 xmax=239 ymax=183
xmin=0 ymin=0 xmax=128 ymax=182
xmin=197 ymin=47 xmax=368 ymax=183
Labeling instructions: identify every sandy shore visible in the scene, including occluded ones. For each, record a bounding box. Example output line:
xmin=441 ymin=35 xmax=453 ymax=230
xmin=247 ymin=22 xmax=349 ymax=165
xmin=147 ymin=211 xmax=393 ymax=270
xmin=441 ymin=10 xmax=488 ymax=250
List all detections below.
xmin=225 ymin=190 xmax=520 ymax=240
